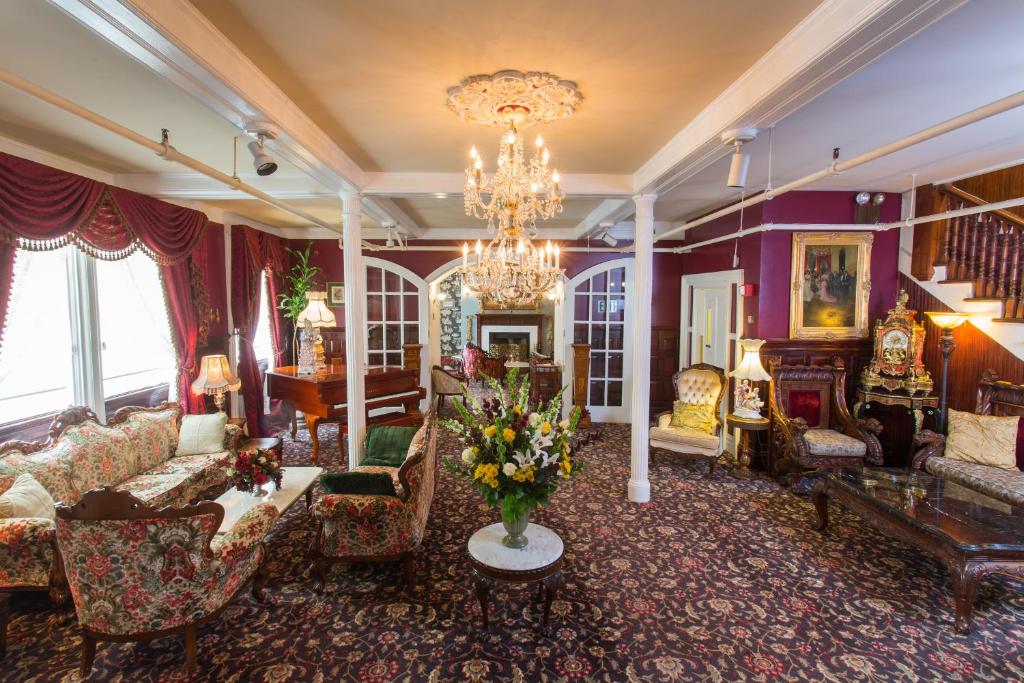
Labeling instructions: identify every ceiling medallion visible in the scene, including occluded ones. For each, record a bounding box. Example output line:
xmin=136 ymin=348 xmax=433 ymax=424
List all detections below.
xmin=448 ymin=70 xmax=580 ymax=306
xmin=446 ymin=70 xmax=583 ymax=129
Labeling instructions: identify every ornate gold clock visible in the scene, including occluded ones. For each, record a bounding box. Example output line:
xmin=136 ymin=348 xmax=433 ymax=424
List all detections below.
xmin=860 ymin=290 xmax=933 ymax=395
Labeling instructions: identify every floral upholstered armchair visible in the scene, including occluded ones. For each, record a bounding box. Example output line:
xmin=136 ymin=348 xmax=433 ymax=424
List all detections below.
xmin=462 ymin=343 xmax=486 ymax=383
xmin=311 ymin=416 xmax=438 ymax=590
xmin=55 ymin=488 xmax=278 ymax=675
xmin=431 ymin=364 xmax=467 ymax=411
xmin=769 ymin=359 xmax=883 ymax=485
xmin=649 ymin=364 xmax=727 ymax=476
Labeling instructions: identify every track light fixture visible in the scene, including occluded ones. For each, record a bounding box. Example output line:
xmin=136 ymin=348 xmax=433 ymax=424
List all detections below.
xmin=721 ymin=128 xmax=758 ymax=188
xmin=247 ymin=134 xmax=278 ymax=176
xmin=598 ymin=225 xmax=618 ymax=247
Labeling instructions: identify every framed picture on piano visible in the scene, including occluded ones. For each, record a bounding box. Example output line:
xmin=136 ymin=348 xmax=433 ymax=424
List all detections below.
xmin=327 ymin=282 xmax=345 ymax=307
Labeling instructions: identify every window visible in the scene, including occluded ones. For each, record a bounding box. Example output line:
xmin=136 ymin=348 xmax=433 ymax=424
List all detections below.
xmin=95 ymin=252 xmax=176 ymax=399
xmin=252 ymin=271 xmax=274 ymax=368
xmin=0 ymin=248 xmax=74 ymax=423
xmin=365 ymin=265 xmax=420 ymax=367
xmin=0 ymin=247 xmax=177 ymax=429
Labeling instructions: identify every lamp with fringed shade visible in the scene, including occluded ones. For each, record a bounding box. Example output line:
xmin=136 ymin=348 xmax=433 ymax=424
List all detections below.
xmin=296 ymin=291 xmax=336 ymax=373
xmin=191 ymin=354 xmax=241 ymax=413
xmin=729 ymin=338 xmax=772 ymax=419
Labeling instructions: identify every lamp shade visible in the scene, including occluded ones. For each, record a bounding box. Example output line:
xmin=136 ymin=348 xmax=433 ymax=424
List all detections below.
xmin=190 ymin=354 xmax=241 ymax=395
xmin=296 ymin=291 xmax=336 ymax=328
xmin=924 ymin=311 xmax=968 ymax=330
xmin=729 ymin=338 xmax=772 ymax=382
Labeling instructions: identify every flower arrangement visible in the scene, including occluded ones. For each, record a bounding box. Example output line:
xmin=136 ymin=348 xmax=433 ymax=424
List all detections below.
xmin=442 ymin=369 xmax=584 ymax=546
xmin=227 ymin=448 xmax=283 ymax=496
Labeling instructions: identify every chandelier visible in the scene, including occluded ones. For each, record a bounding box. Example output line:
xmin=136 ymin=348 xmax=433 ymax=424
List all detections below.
xmin=446 ymin=70 xmax=582 ymax=305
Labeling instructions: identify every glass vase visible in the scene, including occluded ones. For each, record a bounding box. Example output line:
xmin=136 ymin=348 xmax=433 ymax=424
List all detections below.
xmin=501 ymin=507 xmax=530 ymax=549
xmin=250 ymin=483 xmax=268 ymax=498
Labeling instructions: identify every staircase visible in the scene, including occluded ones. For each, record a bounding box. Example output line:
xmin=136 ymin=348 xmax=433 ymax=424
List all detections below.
xmin=904 ymin=183 xmax=1024 ymax=361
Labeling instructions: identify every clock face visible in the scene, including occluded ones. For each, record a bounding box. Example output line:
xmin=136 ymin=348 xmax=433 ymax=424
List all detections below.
xmin=880 ymin=329 xmax=909 ymax=369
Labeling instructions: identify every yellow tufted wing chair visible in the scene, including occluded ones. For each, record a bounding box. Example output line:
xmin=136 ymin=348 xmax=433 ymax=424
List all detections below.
xmin=649 ymin=364 xmax=727 ymax=476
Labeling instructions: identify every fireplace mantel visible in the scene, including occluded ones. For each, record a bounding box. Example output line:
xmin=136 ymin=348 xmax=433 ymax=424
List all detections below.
xmin=476 ymin=313 xmax=544 ymax=354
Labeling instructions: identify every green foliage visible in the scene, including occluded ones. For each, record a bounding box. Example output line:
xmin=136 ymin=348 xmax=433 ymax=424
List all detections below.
xmin=277 ymin=241 xmax=323 ymax=319
xmin=441 ymin=368 xmax=584 ymax=518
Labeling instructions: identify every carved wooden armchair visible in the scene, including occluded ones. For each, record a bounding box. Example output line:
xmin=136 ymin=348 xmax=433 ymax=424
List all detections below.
xmin=529 ymin=362 xmax=563 ymax=407
xmin=649 ymin=364 xmax=727 ymax=476
xmin=55 ymin=488 xmax=278 ymax=675
xmin=769 ymin=359 xmax=883 ymax=484
xmin=431 ymin=364 xmax=467 ymax=411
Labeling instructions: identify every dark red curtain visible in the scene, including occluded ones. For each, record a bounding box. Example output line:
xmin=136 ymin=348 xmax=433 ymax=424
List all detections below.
xmin=0 ymin=153 xmax=206 ymax=263
xmin=231 ymin=227 xmax=290 ymax=437
xmin=161 ymin=257 xmax=207 ymax=415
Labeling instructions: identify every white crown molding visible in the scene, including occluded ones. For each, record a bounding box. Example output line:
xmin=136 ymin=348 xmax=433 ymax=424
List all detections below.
xmin=0 ymin=134 xmax=115 ymax=184
xmin=360 ymin=172 xmax=634 ymax=197
xmin=46 ymin=0 xmax=354 ymax=187
xmin=112 ymin=171 xmax=334 ymax=199
xmin=633 ymin=0 xmax=967 ymax=195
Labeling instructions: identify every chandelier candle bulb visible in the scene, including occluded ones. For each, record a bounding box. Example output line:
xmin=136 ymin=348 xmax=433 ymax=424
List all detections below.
xmin=462 ymin=243 xmax=469 ymax=268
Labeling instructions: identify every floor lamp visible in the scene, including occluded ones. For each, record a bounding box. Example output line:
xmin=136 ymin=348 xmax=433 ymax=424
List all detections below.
xmin=924 ymin=311 xmax=968 ymax=433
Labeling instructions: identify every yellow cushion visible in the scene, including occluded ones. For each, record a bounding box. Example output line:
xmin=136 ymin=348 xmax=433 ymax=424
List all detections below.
xmin=944 ymin=409 xmax=1019 ymax=470
xmin=670 ymin=401 xmax=715 ymax=434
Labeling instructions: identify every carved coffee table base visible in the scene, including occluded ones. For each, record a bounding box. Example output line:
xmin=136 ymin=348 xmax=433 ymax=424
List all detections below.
xmin=471 ymin=564 xmax=564 ymax=634
xmin=813 ymin=477 xmax=1024 ymax=634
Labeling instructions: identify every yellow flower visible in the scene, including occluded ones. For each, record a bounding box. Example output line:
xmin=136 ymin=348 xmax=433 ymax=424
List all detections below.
xmin=559 ymin=456 xmax=572 ymax=477
xmin=473 ymin=463 xmax=499 ymax=488
xmin=540 ymin=421 xmax=552 ymax=435
xmin=513 ymin=405 xmax=523 ymax=416
xmin=502 ymin=428 xmax=516 ymax=443
xmin=471 ymin=446 xmax=480 ymax=455
xmin=484 ymin=425 xmax=498 ymax=439
xmin=513 ymin=465 xmax=536 ymax=482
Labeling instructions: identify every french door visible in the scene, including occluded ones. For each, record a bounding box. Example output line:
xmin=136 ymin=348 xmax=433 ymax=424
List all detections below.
xmin=566 ymin=260 xmax=633 ymax=422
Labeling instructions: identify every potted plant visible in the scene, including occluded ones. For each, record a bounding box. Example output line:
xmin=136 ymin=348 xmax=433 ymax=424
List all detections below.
xmin=442 ymin=369 xmax=584 ymax=548
xmin=277 ymin=242 xmax=323 ymax=363
xmin=226 ymin=448 xmax=284 ymax=497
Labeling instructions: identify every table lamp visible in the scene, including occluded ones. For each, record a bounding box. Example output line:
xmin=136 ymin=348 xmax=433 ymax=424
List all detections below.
xmin=191 ymin=354 xmax=241 ymax=413
xmin=729 ymin=338 xmax=772 ymax=419
xmin=296 ymin=291 xmax=336 ymax=373
xmin=924 ymin=311 xmax=968 ymax=432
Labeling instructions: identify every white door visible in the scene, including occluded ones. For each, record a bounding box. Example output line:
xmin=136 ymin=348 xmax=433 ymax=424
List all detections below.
xmin=690 ymin=286 xmax=730 ymax=369
xmin=565 ymin=260 xmax=633 ymax=423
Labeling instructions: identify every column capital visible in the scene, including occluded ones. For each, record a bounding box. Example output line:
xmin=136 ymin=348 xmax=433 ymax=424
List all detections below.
xmin=632 ymin=193 xmax=658 ymax=221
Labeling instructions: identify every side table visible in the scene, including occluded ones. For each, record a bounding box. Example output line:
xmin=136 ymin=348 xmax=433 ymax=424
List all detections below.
xmin=726 ymin=414 xmax=770 ymax=479
xmin=467 ymin=523 xmax=564 ymax=633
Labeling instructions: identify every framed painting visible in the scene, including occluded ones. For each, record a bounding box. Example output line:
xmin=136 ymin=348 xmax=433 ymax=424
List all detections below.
xmin=326 ymin=282 xmax=345 ymax=307
xmin=480 ymin=296 xmax=537 ymax=311
xmin=789 ymin=232 xmax=873 ymax=339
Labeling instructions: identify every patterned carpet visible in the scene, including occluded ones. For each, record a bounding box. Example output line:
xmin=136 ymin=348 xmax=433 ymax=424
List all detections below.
xmin=4 ymin=418 xmax=1024 ymax=681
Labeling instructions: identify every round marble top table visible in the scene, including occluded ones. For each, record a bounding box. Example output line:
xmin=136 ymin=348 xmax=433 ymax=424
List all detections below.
xmin=467 ymin=523 xmax=564 ymax=632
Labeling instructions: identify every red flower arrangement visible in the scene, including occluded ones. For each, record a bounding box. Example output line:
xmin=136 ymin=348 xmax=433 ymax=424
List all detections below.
xmin=227 ymin=448 xmax=283 ymax=495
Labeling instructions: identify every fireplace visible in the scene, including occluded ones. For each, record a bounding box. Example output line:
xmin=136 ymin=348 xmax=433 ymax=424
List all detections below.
xmin=487 ymin=330 xmax=532 ymax=359
xmin=477 ymin=314 xmax=543 ymax=358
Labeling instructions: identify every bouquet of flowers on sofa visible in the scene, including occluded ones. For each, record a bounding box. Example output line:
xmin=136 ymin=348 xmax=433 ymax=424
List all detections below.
xmin=227 ymin=448 xmax=283 ymax=496
xmin=442 ymin=369 xmax=584 ymax=548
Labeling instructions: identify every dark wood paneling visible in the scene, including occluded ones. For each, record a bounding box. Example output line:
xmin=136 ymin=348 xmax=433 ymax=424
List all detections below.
xmin=650 ymin=326 xmax=680 ymax=413
xmin=900 ymin=273 xmax=1024 ymax=412
xmin=952 ymin=163 xmax=1024 ymax=222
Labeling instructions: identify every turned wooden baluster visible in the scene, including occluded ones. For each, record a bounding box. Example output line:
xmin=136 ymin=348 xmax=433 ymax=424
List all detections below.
xmin=1015 ymin=231 xmax=1024 ymax=319
xmin=939 ymin=203 xmax=954 ymax=267
xmin=971 ymin=214 xmax=989 ymax=293
xmin=983 ymin=219 xmax=1001 ymax=298
xmin=995 ymin=222 xmax=1012 ymax=299
xmin=948 ymin=210 xmax=966 ymax=280
xmin=1004 ymin=230 xmax=1021 ymax=317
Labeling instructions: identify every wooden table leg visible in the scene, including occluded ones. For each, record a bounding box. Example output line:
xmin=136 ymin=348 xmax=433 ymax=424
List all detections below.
xmin=811 ymin=481 xmax=829 ymax=531
xmin=307 ymin=416 xmax=322 ymax=464
xmin=541 ymin=571 xmax=563 ymax=631
xmin=730 ymin=431 xmax=753 ymax=480
xmin=472 ymin=571 xmax=494 ymax=630
xmin=950 ymin=560 xmax=985 ymax=634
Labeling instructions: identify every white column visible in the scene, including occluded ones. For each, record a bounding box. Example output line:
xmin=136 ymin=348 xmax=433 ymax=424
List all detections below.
xmin=342 ymin=192 xmax=367 ymax=468
xmin=628 ymin=193 xmax=657 ymax=503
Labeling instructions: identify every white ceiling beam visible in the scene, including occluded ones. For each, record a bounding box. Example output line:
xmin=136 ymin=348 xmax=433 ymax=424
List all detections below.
xmin=633 ymin=0 xmax=967 ymax=195
xmin=573 ymin=198 xmax=635 ymax=239
xmin=361 ymin=172 xmax=634 ymax=198
xmin=113 ymin=171 xmax=333 ymax=199
xmin=361 ymin=197 xmax=424 ymax=238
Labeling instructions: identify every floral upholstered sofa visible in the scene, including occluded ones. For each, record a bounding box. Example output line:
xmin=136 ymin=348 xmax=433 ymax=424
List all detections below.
xmin=912 ymin=370 xmax=1024 ymax=506
xmin=0 ymin=403 xmax=240 ymax=602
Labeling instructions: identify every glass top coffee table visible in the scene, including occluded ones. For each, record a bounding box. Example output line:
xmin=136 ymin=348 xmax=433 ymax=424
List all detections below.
xmin=813 ymin=467 xmax=1024 ymax=633
xmin=214 ymin=466 xmax=322 ymax=533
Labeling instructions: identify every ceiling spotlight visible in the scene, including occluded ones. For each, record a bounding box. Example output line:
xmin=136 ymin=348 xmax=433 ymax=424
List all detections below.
xmin=385 ymin=225 xmax=396 ymax=248
xmin=872 ymin=192 xmax=886 ymax=206
xmin=247 ymin=134 xmax=278 ymax=176
xmin=598 ymin=224 xmax=618 ymax=247
xmin=721 ymin=128 xmax=758 ymax=188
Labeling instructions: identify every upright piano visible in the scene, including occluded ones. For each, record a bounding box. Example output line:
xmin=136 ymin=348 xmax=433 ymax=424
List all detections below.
xmin=267 ymin=364 xmax=426 ymax=462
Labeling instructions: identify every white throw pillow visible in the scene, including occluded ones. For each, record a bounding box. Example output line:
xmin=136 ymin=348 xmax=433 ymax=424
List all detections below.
xmin=176 ymin=413 xmax=228 ymax=456
xmin=0 ymin=473 xmax=56 ymax=520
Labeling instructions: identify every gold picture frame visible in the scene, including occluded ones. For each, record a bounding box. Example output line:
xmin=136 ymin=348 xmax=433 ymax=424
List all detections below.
xmin=789 ymin=232 xmax=872 ymax=340
xmin=480 ymin=296 xmax=537 ymax=311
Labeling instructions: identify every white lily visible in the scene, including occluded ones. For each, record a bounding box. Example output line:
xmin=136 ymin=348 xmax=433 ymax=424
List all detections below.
xmin=502 ymin=462 xmax=517 ymax=477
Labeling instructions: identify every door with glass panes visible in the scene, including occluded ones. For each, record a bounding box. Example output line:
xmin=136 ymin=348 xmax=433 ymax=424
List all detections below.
xmin=365 ymin=264 xmax=423 ymax=368
xmin=567 ymin=260 xmax=632 ymax=422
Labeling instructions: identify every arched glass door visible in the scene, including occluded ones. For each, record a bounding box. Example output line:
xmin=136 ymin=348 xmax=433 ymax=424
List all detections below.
xmin=567 ymin=260 xmax=632 ymax=422
xmin=365 ymin=263 xmax=423 ymax=367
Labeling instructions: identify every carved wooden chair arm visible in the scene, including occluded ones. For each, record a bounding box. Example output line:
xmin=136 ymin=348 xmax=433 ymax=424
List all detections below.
xmin=911 ymin=430 xmax=946 ymax=469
